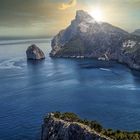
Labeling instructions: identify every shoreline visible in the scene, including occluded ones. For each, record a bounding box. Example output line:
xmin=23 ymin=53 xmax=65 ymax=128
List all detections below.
xmin=50 ymin=54 xmax=140 ymax=72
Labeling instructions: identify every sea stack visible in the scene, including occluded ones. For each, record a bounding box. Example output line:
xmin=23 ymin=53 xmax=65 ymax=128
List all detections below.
xmin=26 ymin=44 xmax=45 ymax=60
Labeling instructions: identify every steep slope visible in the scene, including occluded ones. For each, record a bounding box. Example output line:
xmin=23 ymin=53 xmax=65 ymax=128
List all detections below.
xmin=41 ymin=112 xmax=111 ymax=140
xmin=50 ymin=10 xmax=128 ymax=59
xmin=50 ymin=10 xmax=140 ymax=70
xmin=41 ymin=112 xmax=140 ymax=140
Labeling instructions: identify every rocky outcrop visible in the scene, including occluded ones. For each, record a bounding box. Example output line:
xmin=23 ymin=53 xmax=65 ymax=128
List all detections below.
xmin=41 ymin=113 xmax=111 ymax=140
xmin=50 ymin=10 xmax=140 ymax=70
xmin=26 ymin=44 xmax=45 ymax=60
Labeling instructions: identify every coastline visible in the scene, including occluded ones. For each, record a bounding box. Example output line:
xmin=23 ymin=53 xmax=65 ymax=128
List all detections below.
xmin=49 ymin=54 xmax=140 ymax=71
xmin=42 ymin=112 xmax=140 ymax=140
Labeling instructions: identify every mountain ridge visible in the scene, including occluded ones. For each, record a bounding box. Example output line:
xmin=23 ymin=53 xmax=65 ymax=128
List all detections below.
xmin=50 ymin=10 xmax=140 ymax=70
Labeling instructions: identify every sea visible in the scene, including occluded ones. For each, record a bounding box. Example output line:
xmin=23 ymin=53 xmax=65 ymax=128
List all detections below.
xmin=0 ymin=38 xmax=140 ymax=140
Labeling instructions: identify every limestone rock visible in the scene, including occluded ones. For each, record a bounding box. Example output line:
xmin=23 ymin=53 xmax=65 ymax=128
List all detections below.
xmin=41 ymin=113 xmax=111 ymax=140
xmin=50 ymin=10 xmax=140 ymax=70
xmin=26 ymin=44 xmax=45 ymax=60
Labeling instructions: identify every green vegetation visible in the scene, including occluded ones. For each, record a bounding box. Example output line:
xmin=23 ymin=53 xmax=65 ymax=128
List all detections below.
xmin=52 ymin=112 xmax=140 ymax=140
xmin=54 ymin=112 xmax=79 ymax=121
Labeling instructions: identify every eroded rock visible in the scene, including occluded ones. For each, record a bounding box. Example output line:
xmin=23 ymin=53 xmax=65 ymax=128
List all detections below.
xmin=26 ymin=44 xmax=45 ymax=60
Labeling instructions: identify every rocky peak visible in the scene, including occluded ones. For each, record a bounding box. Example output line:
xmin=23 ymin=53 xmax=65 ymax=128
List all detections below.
xmin=50 ymin=10 xmax=140 ymax=71
xmin=75 ymin=10 xmax=96 ymax=23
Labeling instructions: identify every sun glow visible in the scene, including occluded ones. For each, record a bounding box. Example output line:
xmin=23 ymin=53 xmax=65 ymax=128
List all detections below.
xmin=89 ymin=7 xmax=103 ymax=21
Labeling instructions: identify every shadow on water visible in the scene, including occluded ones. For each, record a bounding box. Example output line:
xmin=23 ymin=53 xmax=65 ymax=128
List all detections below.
xmin=78 ymin=60 xmax=115 ymax=69
xmin=50 ymin=57 xmax=114 ymax=68
xmin=26 ymin=59 xmax=46 ymax=77
xmin=131 ymin=70 xmax=140 ymax=84
xmin=26 ymin=59 xmax=47 ymax=92
xmin=131 ymin=70 xmax=140 ymax=77
xmin=27 ymin=59 xmax=45 ymax=68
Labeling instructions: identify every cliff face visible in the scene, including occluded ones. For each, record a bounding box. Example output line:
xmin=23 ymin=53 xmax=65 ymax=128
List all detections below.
xmin=41 ymin=113 xmax=111 ymax=140
xmin=41 ymin=112 xmax=140 ymax=140
xmin=50 ymin=10 xmax=140 ymax=70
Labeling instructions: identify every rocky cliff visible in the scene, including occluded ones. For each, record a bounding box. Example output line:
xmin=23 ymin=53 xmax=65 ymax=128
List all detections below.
xmin=41 ymin=112 xmax=140 ymax=140
xmin=50 ymin=10 xmax=140 ymax=70
xmin=41 ymin=112 xmax=111 ymax=140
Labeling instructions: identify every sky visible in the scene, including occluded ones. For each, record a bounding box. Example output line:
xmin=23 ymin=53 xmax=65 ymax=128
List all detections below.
xmin=0 ymin=0 xmax=140 ymax=38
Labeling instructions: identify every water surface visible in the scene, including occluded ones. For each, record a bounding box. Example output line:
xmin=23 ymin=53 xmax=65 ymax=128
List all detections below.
xmin=0 ymin=39 xmax=140 ymax=140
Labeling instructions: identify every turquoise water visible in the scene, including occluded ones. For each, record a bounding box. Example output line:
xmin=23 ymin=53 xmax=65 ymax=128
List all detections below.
xmin=0 ymin=39 xmax=140 ymax=140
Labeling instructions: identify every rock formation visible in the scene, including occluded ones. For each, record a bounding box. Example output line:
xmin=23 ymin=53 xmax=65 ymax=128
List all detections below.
xmin=41 ymin=112 xmax=111 ymax=140
xmin=41 ymin=112 xmax=140 ymax=140
xmin=26 ymin=44 xmax=45 ymax=60
xmin=50 ymin=10 xmax=140 ymax=70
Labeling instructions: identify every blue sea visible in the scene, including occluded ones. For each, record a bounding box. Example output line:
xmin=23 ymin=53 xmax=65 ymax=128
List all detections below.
xmin=0 ymin=38 xmax=140 ymax=140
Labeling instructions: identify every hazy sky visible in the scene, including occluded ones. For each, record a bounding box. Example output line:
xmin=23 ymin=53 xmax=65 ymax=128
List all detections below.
xmin=0 ymin=0 xmax=140 ymax=37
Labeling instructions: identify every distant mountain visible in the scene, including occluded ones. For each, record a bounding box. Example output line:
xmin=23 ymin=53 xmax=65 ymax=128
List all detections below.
xmin=0 ymin=36 xmax=50 ymax=41
xmin=132 ymin=29 xmax=140 ymax=36
xmin=50 ymin=10 xmax=140 ymax=70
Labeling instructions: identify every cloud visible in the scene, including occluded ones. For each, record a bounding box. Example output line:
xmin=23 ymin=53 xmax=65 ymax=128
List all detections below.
xmin=59 ymin=0 xmax=77 ymax=10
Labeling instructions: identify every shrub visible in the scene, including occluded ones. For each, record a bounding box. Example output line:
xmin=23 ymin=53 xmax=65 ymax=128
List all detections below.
xmin=90 ymin=121 xmax=103 ymax=132
xmin=54 ymin=111 xmax=61 ymax=118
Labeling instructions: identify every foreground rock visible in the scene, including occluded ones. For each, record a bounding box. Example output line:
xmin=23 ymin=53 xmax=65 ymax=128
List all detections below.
xmin=50 ymin=10 xmax=140 ymax=70
xmin=26 ymin=44 xmax=45 ymax=60
xmin=42 ymin=112 xmax=140 ymax=140
xmin=41 ymin=112 xmax=111 ymax=140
